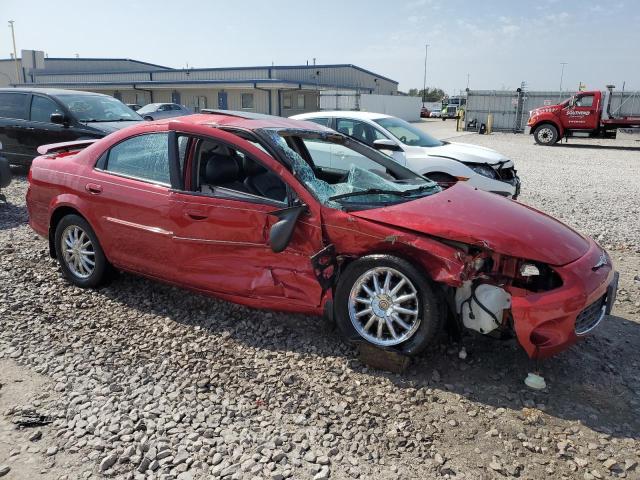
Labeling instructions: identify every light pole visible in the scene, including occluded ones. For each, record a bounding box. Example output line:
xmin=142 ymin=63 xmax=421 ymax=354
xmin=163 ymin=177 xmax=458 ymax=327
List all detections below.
xmin=8 ymin=20 xmax=20 ymax=84
xmin=466 ymin=73 xmax=470 ymax=91
xmin=559 ymin=62 xmax=567 ymax=100
xmin=422 ymin=44 xmax=429 ymax=107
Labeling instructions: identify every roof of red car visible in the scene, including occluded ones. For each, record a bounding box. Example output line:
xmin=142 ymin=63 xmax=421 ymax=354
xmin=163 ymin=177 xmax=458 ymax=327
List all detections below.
xmin=164 ymin=111 xmax=330 ymax=132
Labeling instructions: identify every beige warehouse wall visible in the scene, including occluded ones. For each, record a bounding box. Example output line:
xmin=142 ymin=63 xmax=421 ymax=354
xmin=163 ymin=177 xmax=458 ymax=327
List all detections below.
xmin=280 ymin=90 xmax=319 ymax=117
xmin=0 ymin=59 xmax=23 ymax=86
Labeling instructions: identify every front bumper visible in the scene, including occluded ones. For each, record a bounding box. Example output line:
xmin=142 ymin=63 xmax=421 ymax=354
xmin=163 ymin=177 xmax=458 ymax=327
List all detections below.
xmin=524 ymin=126 xmax=532 ymax=135
xmin=466 ymin=169 xmax=521 ymax=199
xmin=508 ymin=239 xmax=617 ymax=359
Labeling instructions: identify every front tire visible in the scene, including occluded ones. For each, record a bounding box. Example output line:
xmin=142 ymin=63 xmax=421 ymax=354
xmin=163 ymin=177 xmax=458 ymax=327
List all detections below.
xmin=533 ymin=124 xmax=559 ymax=145
xmin=54 ymin=214 xmax=109 ymax=288
xmin=334 ymin=255 xmax=443 ymax=356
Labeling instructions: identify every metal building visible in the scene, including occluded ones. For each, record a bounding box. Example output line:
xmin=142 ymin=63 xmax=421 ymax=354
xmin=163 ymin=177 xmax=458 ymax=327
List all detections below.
xmin=0 ymin=50 xmax=398 ymax=116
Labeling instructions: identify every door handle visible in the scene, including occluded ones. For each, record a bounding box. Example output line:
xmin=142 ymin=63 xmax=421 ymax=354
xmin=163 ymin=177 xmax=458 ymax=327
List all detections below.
xmin=185 ymin=210 xmax=208 ymax=220
xmin=85 ymin=183 xmax=102 ymax=194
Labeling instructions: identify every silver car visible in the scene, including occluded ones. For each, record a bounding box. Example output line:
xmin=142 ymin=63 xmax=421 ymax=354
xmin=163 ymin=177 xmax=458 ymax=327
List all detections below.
xmin=138 ymin=103 xmax=192 ymax=121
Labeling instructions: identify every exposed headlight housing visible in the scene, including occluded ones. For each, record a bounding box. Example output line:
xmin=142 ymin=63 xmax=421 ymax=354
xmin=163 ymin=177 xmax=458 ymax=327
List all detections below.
xmin=466 ymin=164 xmax=497 ymax=179
xmin=519 ymin=263 xmax=540 ymax=277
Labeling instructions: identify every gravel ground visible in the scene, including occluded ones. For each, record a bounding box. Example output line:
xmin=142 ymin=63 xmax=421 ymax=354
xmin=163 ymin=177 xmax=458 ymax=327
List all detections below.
xmin=1 ymin=127 xmax=639 ymax=480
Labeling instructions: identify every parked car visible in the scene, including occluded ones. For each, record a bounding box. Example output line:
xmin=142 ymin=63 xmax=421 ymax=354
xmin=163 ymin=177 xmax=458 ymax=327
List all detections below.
xmin=0 ymin=150 xmax=11 ymax=202
xmin=0 ymin=88 xmax=142 ymax=166
xmin=26 ymin=111 xmax=617 ymax=360
xmin=292 ymin=111 xmax=520 ymax=197
xmin=429 ymin=110 xmax=442 ymax=118
xmin=126 ymin=103 xmax=142 ymax=111
xmin=137 ymin=103 xmax=192 ymax=120
xmin=420 ymin=107 xmax=430 ymax=118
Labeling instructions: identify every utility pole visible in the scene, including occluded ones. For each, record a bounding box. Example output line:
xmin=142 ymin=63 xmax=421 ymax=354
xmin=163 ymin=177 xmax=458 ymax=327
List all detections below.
xmin=8 ymin=20 xmax=20 ymax=84
xmin=422 ymin=44 xmax=429 ymax=106
xmin=559 ymin=62 xmax=567 ymax=100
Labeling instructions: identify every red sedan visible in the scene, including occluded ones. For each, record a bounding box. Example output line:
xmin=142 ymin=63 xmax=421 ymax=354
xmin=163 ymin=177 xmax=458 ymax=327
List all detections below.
xmin=26 ymin=112 xmax=618 ymax=359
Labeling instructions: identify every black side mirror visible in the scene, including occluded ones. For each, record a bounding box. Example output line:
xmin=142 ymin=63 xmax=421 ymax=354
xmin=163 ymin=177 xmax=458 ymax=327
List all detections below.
xmin=372 ymin=139 xmax=402 ymax=152
xmin=268 ymin=204 xmax=306 ymax=253
xmin=50 ymin=113 xmax=68 ymax=126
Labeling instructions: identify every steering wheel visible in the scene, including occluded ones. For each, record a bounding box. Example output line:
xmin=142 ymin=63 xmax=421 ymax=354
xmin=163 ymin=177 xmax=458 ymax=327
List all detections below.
xmin=399 ymin=136 xmax=407 ymax=143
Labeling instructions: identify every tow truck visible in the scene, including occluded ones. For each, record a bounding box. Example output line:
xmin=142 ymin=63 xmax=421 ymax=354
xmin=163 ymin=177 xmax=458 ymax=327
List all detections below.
xmin=526 ymin=85 xmax=640 ymax=145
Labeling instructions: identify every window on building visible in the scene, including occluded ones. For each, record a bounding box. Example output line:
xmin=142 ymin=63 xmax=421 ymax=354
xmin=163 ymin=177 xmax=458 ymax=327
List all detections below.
xmin=0 ymin=92 xmax=28 ymax=120
xmin=283 ymin=94 xmax=292 ymax=109
xmin=104 ymin=133 xmax=170 ymax=186
xmin=241 ymin=93 xmax=254 ymax=109
xmin=297 ymin=94 xmax=305 ymax=109
xmin=30 ymin=96 xmax=63 ymax=123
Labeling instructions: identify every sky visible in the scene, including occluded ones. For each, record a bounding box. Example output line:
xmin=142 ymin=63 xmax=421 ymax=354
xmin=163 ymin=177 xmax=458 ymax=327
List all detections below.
xmin=2 ymin=0 xmax=639 ymax=94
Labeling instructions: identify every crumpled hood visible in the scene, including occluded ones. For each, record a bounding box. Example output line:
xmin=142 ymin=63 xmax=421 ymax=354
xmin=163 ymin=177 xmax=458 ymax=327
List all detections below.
xmin=350 ymin=183 xmax=589 ymax=266
xmin=81 ymin=120 xmax=142 ymax=134
xmin=413 ymin=142 xmax=511 ymax=165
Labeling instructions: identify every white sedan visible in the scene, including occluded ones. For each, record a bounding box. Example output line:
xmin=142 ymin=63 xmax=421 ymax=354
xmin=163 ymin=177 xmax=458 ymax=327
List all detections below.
xmin=291 ymin=111 xmax=520 ymax=198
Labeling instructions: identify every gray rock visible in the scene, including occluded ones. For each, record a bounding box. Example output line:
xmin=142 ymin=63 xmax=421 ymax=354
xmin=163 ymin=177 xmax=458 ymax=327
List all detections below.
xmin=100 ymin=453 xmax=118 ymax=471
xmin=137 ymin=457 xmax=151 ymax=473
xmin=314 ymin=466 xmax=330 ymax=480
xmin=0 ymin=465 xmax=10 ymax=477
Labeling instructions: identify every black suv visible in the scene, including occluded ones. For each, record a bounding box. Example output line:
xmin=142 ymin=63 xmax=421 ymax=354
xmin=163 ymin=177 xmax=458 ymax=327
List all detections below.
xmin=0 ymin=88 xmax=143 ymax=166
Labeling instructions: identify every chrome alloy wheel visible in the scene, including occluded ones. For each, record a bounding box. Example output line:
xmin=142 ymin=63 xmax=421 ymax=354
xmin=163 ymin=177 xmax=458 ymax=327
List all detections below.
xmin=61 ymin=225 xmax=95 ymax=279
xmin=537 ymin=127 xmax=554 ymax=143
xmin=348 ymin=267 xmax=421 ymax=346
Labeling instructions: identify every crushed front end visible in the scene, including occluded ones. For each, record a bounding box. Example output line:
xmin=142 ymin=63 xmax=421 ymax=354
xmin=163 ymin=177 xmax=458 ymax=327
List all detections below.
xmin=453 ymin=238 xmax=617 ymax=359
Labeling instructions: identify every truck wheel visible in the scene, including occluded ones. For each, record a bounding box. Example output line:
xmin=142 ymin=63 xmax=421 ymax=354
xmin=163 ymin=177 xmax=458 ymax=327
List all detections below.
xmin=533 ymin=124 xmax=559 ymax=145
xmin=334 ymin=255 xmax=443 ymax=356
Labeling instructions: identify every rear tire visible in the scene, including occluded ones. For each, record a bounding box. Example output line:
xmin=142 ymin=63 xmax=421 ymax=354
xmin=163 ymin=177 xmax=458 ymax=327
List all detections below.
xmin=54 ymin=214 xmax=109 ymax=288
xmin=533 ymin=124 xmax=559 ymax=145
xmin=334 ymin=255 xmax=443 ymax=356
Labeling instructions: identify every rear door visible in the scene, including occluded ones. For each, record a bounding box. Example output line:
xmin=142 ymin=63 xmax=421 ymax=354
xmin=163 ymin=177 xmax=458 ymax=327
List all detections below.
xmin=88 ymin=131 xmax=178 ymax=279
xmin=0 ymin=91 xmax=31 ymax=165
xmin=168 ymin=130 xmax=324 ymax=308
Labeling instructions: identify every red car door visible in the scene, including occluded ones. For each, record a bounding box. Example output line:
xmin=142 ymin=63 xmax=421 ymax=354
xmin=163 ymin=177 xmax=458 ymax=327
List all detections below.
xmin=168 ymin=129 xmax=325 ymax=309
xmin=560 ymin=93 xmax=599 ymax=131
xmin=86 ymin=131 xmax=178 ymax=280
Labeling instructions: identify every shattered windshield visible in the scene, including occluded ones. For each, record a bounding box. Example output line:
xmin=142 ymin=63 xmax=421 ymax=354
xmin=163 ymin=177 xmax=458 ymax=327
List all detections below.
xmin=260 ymin=128 xmax=440 ymax=210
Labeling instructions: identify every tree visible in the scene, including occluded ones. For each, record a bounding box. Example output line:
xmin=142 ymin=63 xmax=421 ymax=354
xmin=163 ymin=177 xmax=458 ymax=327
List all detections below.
xmin=407 ymin=87 xmax=446 ymax=102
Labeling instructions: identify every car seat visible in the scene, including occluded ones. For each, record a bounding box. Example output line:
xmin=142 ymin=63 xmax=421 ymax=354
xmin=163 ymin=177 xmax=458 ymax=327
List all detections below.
xmin=242 ymin=157 xmax=286 ymax=202
xmin=200 ymin=152 xmax=248 ymax=194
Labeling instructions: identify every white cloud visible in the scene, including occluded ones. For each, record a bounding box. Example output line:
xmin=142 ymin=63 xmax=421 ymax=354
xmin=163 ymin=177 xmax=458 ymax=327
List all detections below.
xmin=501 ymin=24 xmax=520 ymax=35
xmin=545 ymin=11 xmax=570 ymax=23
